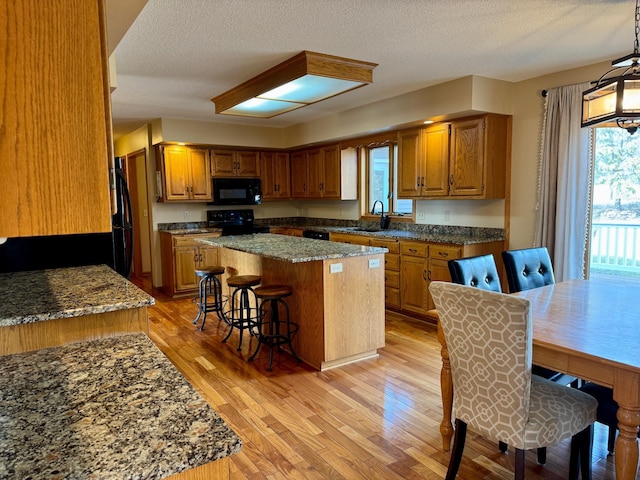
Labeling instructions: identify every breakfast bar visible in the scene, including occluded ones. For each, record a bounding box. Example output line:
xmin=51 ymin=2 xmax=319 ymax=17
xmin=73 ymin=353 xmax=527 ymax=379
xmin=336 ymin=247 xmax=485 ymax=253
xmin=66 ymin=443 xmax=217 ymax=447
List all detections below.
xmin=198 ymin=233 xmax=387 ymax=370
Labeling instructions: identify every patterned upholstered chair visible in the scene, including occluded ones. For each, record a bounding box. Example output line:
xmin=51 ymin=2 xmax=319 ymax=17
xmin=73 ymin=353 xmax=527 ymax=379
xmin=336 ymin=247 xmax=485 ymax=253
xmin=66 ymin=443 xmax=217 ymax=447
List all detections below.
xmin=430 ymin=282 xmax=597 ymax=480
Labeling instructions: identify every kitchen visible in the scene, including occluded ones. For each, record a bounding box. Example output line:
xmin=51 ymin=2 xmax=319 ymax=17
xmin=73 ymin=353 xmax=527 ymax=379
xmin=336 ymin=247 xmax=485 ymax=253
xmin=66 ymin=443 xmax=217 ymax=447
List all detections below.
xmin=1 ymin=0 xmax=632 ymax=478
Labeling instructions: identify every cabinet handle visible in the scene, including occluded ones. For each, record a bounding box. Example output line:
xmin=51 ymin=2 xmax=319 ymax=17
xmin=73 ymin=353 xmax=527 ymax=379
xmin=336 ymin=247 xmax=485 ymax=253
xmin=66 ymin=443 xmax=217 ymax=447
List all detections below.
xmin=409 ymin=248 xmax=418 ymax=253
xmin=449 ymin=174 xmax=454 ymax=185
xmin=303 ymin=183 xmax=306 ymax=192
xmin=416 ymin=176 xmax=420 ymax=188
xmin=320 ymin=182 xmax=323 ymax=191
xmin=424 ymin=270 xmax=429 ymax=281
xmin=194 ymin=254 xmax=198 ymax=262
xmin=438 ymin=252 xmax=449 ymax=257
xmin=421 ymin=176 xmax=425 ymax=187
xmin=274 ymin=183 xmax=277 ymax=192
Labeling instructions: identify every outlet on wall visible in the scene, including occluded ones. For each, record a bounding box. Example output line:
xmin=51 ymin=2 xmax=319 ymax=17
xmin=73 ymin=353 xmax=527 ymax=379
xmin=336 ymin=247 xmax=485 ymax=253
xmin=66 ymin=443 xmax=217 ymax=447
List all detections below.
xmin=444 ymin=210 xmax=450 ymax=221
xmin=184 ymin=211 xmax=190 ymax=220
xmin=417 ymin=211 xmax=426 ymax=220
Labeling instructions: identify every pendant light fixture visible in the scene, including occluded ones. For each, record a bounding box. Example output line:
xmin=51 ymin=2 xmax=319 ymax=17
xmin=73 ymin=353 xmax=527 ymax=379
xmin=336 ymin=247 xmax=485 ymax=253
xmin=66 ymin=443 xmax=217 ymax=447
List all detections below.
xmin=211 ymin=51 xmax=377 ymax=119
xmin=582 ymin=0 xmax=640 ymax=134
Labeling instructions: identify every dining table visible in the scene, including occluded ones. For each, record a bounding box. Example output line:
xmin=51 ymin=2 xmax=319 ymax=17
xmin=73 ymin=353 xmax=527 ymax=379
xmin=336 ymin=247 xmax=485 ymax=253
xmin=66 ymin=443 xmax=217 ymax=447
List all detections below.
xmin=437 ymin=278 xmax=640 ymax=480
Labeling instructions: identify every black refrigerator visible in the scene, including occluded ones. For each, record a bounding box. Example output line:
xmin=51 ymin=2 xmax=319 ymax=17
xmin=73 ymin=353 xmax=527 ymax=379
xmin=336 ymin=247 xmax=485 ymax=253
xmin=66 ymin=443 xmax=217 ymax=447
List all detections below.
xmin=0 ymin=157 xmax=134 ymax=278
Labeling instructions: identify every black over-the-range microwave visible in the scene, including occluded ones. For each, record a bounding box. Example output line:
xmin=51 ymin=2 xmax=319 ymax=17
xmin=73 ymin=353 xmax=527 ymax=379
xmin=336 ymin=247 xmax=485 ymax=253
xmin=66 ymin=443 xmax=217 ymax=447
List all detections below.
xmin=209 ymin=177 xmax=262 ymax=205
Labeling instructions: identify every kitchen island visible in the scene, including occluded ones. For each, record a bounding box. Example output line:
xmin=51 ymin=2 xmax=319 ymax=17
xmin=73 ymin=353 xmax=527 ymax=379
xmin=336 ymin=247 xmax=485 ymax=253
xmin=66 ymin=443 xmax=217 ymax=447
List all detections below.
xmin=0 ymin=264 xmax=154 ymax=355
xmin=198 ymin=234 xmax=387 ymax=370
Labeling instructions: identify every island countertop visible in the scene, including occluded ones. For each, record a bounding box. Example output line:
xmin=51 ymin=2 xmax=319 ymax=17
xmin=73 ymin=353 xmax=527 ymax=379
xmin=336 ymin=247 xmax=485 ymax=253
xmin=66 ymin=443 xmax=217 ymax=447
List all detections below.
xmin=197 ymin=233 xmax=387 ymax=263
xmin=0 ymin=265 xmax=155 ymax=327
xmin=0 ymin=332 xmax=242 ymax=479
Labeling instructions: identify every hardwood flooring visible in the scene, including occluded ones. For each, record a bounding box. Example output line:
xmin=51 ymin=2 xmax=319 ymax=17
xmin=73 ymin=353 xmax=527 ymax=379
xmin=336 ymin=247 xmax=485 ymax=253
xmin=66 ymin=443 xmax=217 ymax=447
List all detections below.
xmin=134 ymin=275 xmax=619 ymax=479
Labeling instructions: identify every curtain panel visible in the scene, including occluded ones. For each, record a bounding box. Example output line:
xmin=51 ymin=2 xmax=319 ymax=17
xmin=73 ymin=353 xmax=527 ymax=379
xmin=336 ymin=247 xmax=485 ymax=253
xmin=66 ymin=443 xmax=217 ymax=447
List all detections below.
xmin=535 ymin=82 xmax=592 ymax=282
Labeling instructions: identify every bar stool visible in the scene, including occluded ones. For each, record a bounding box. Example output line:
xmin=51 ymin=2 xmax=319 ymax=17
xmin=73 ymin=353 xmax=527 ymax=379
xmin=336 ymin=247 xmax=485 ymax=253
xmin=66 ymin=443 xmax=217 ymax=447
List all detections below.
xmin=192 ymin=266 xmax=227 ymax=331
xmin=249 ymin=284 xmax=300 ymax=371
xmin=222 ymin=275 xmax=261 ymax=351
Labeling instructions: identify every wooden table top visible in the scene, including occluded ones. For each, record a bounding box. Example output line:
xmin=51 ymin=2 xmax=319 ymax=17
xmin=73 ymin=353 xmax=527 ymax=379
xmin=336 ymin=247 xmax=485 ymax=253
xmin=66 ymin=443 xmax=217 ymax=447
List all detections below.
xmin=515 ymin=278 xmax=640 ymax=375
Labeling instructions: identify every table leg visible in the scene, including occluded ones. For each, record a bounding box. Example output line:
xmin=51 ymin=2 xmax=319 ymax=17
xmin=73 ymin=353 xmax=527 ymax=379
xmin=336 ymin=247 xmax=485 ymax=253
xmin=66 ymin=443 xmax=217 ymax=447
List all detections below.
xmin=437 ymin=321 xmax=453 ymax=451
xmin=615 ymin=405 xmax=640 ymax=480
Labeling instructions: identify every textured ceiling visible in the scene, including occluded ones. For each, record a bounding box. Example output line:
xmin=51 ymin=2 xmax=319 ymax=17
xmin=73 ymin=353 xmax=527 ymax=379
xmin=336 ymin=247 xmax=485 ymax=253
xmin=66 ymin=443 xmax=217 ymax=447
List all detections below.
xmin=110 ymin=0 xmax=635 ymax=140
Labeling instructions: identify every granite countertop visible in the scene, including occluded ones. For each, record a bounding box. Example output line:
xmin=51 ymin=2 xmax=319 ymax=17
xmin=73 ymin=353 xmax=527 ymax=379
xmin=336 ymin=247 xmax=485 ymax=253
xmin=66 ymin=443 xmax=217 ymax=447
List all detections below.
xmin=0 ymin=333 xmax=242 ymax=480
xmin=159 ymin=227 xmax=222 ymax=235
xmin=197 ymin=233 xmax=387 ymax=263
xmin=0 ymin=265 xmax=155 ymax=327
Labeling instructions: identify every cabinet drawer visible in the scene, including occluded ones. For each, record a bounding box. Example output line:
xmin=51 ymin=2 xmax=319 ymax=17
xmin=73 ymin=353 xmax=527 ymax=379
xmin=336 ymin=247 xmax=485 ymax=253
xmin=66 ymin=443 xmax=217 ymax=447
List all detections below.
xmin=369 ymin=238 xmax=399 ymax=254
xmin=173 ymin=233 xmax=220 ymax=248
xmin=385 ymin=254 xmax=400 ymax=271
xmin=429 ymin=244 xmax=462 ymax=260
xmin=385 ymin=287 xmax=400 ymax=308
xmin=400 ymin=241 xmax=428 ymax=257
xmin=384 ymin=270 xmax=400 ymax=289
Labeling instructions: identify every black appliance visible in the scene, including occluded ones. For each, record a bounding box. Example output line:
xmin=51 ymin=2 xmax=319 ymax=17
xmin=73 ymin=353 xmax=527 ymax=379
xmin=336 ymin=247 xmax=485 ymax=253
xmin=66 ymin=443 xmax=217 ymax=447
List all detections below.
xmin=207 ymin=209 xmax=270 ymax=236
xmin=0 ymin=157 xmax=134 ymax=278
xmin=302 ymin=230 xmax=329 ymax=240
xmin=210 ymin=177 xmax=262 ymax=206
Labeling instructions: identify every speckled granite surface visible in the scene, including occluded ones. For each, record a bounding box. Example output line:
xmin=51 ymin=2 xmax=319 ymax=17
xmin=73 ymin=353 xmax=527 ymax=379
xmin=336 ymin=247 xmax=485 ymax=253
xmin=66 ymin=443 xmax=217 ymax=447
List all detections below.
xmin=0 ymin=333 xmax=242 ymax=480
xmin=197 ymin=233 xmax=387 ymax=262
xmin=0 ymin=265 xmax=155 ymax=327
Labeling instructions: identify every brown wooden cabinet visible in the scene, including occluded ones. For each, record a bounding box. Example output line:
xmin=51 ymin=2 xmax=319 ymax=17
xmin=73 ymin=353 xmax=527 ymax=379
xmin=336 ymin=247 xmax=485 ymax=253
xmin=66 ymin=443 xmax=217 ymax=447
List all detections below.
xmin=160 ymin=232 xmax=221 ymax=297
xmin=211 ymin=150 xmax=261 ymax=177
xmin=158 ymin=145 xmax=212 ymax=202
xmin=397 ymin=114 xmax=510 ymax=200
xmin=1 ymin=0 xmax=113 ymax=237
xmin=261 ymin=151 xmax=291 ymax=199
xmin=400 ymin=241 xmax=430 ymax=315
xmin=291 ymin=144 xmax=356 ymax=199
xmin=270 ymin=227 xmax=304 ymax=237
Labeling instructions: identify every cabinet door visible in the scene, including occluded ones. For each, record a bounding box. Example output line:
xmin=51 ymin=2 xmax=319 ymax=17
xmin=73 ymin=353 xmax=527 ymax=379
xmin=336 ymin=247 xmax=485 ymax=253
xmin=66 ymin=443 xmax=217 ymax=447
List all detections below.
xmin=236 ymin=151 xmax=261 ymax=177
xmin=400 ymin=255 xmax=429 ymax=315
xmin=1 ymin=0 xmax=112 ymax=237
xmin=320 ymin=145 xmax=341 ymax=198
xmin=187 ymin=147 xmax=212 ymax=200
xmin=449 ymin=117 xmax=485 ymax=197
xmin=427 ymin=258 xmax=452 ymax=310
xmin=423 ymin=123 xmax=450 ymax=197
xmin=273 ymin=152 xmax=291 ymax=198
xmin=260 ymin=152 xmax=278 ymax=199
xmin=397 ymin=129 xmax=423 ymax=198
xmin=199 ymin=245 xmax=220 ymax=268
xmin=306 ymin=148 xmax=323 ymax=197
xmin=163 ymin=145 xmax=191 ymax=201
xmin=175 ymin=246 xmax=199 ymax=292
xmin=290 ymin=151 xmax=308 ymax=198
xmin=211 ymin=150 xmax=236 ymax=176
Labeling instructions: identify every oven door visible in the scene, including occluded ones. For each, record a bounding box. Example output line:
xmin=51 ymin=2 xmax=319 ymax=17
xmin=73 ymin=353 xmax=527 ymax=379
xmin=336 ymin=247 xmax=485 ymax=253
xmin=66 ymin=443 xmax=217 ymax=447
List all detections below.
xmin=210 ymin=178 xmax=262 ymax=205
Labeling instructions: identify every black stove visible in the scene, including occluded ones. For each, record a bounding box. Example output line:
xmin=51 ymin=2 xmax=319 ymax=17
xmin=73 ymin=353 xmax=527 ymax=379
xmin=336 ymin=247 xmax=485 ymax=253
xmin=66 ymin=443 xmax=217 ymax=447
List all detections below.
xmin=206 ymin=209 xmax=269 ymax=236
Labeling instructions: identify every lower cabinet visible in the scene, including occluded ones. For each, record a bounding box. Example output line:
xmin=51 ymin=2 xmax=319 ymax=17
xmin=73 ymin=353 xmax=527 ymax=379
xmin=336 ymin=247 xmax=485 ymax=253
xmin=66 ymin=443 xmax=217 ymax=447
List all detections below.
xmin=332 ymin=231 xmax=505 ymax=321
xmin=270 ymin=227 xmax=304 ymax=237
xmin=160 ymin=232 xmax=221 ymax=297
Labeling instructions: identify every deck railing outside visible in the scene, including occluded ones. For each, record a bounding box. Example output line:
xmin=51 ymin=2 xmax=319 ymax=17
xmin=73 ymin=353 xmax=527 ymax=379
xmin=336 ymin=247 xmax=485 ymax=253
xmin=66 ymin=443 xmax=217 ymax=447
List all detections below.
xmin=591 ymin=222 xmax=640 ymax=276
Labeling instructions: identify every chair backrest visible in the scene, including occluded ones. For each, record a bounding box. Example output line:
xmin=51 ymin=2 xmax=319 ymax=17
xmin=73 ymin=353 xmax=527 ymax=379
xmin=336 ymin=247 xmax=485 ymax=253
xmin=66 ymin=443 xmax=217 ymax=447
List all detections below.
xmin=447 ymin=254 xmax=502 ymax=292
xmin=429 ymin=281 xmax=533 ymax=446
xmin=501 ymin=247 xmax=555 ymax=293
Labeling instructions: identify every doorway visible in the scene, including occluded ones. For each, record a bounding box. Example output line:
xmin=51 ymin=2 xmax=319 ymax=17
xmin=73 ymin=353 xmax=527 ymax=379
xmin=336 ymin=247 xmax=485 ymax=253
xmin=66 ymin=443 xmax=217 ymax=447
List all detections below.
xmin=123 ymin=149 xmax=152 ymax=279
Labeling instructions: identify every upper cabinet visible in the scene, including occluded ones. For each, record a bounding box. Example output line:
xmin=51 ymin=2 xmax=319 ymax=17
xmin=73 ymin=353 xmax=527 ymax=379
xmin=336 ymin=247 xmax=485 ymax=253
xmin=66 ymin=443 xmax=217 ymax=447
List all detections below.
xmin=397 ymin=114 xmax=510 ymax=200
xmin=261 ymin=151 xmax=291 ymax=200
xmin=157 ymin=145 xmax=212 ymax=202
xmin=291 ymin=144 xmax=356 ymax=200
xmin=1 ymin=0 xmax=113 ymax=237
xmin=211 ymin=150 xmax=261 ymax=177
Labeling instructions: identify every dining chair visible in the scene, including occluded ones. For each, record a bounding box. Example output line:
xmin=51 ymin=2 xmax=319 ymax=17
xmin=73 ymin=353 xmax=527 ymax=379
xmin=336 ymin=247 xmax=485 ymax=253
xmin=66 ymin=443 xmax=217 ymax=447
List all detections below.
xmin=579 ymin=383 xmax=619 ymax=455
xmin=448 ymin=253 xmax=545 ymax=461
xmin=429 ymin=281 xmax=597 ymax=480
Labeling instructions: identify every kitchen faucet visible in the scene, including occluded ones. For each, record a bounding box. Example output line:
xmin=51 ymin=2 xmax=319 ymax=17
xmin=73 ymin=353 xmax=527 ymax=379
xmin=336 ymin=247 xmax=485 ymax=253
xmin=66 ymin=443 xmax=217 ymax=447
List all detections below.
xmin=371 ymin=200 xmax=390 ymax=230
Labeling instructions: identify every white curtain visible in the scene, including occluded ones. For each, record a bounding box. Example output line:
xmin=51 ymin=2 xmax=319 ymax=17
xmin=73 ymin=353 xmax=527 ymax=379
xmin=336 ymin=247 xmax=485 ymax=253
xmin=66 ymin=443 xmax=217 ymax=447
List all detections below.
xmin=535 ymin=83 xmax=592 ymax=282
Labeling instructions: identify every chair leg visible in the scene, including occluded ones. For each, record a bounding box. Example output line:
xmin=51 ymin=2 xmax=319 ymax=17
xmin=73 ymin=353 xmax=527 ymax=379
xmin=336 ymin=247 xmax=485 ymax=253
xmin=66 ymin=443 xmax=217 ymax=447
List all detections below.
xmin=536 ymin=446 xmax=546 ymax=465
xmin=498 ymin=441 xmax=507 ymax=453
xmin=569 ymin=424 xmax=594 ymax=480
xmin=607 ymin=425 xmax=616 ymax=455
xmin=514 ymin=448 xmax=525 ymax=480
xmin=445 ymin=419 xmax=467 ymax=480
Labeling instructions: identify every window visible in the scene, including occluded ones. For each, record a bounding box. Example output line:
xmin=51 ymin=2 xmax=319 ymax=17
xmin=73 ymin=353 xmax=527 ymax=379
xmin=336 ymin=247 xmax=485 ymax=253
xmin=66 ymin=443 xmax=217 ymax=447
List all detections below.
xmin=589 ymin=127 xmax=640 ymax=281
xmin=365 ymin=144 xmax=412 ymax=216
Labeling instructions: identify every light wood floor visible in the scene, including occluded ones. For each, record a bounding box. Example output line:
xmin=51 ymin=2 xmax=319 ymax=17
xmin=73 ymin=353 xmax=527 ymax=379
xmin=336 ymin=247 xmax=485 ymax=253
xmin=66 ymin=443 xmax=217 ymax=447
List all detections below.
xmin=134 ymin=275 xmax=618 ymax=479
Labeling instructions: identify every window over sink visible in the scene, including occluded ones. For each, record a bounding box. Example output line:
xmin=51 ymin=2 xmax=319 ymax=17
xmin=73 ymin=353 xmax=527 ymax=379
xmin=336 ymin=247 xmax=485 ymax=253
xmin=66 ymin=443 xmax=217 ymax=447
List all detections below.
xmin=366 ymin=143 xmax=413 ymax=217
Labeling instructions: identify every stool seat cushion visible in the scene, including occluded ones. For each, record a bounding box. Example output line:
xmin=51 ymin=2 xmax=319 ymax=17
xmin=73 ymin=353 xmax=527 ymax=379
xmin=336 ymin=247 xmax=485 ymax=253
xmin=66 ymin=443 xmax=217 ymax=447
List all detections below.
xmin=255 ymin=285 xmax=293 ymax=299
xmin=195 ymin=266 xmax=225 ymax=276
xmin=227 ymin=275 xmax=261 ymax=288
